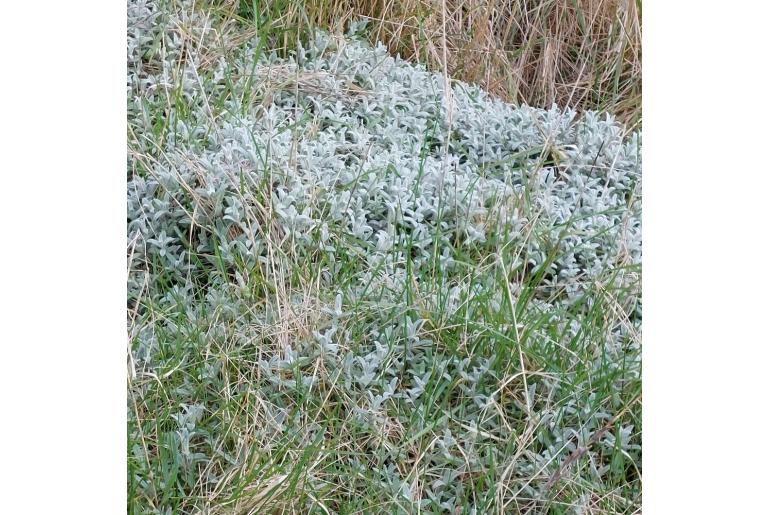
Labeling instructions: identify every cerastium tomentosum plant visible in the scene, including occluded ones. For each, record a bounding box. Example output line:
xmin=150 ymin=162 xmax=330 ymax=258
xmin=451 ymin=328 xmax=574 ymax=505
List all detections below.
xmin=128 ymin=1 xmax=641 ymax=513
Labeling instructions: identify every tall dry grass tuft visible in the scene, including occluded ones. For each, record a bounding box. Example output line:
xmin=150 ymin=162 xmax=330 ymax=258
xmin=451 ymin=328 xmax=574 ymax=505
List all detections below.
xmin=220 ymin=0 xmax=641 ymax=126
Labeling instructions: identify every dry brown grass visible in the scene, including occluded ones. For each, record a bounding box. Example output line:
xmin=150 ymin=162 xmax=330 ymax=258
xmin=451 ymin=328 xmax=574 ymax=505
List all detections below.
xmin=217 ymin=0 xmax=641 ymax=126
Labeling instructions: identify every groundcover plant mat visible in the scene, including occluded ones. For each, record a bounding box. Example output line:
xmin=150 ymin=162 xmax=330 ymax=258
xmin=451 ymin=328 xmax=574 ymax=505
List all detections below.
xmin=128 ymin=1 xmax=641 ymax=512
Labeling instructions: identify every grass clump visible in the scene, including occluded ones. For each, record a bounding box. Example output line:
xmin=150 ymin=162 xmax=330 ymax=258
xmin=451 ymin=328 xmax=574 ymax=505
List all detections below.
xmin=128 ymin=1 xmax=641 ymax=513
xmin=224 ymin=0 xmax=642 ymax=126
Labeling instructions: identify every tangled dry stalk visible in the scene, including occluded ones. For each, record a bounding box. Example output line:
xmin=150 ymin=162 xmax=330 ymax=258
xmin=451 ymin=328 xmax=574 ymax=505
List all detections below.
xmin=216 ymin=0 xmax=642 ymax=126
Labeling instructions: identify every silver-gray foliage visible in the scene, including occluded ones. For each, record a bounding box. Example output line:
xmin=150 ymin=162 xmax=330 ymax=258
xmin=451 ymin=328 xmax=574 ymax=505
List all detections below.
xmin=128 ymin=0 xmax=641 ymax=512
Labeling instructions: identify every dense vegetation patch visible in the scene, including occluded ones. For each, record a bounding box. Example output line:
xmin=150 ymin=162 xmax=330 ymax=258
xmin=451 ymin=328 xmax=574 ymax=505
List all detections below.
xmin=128 ymin=1 xmax=641 ymax=513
